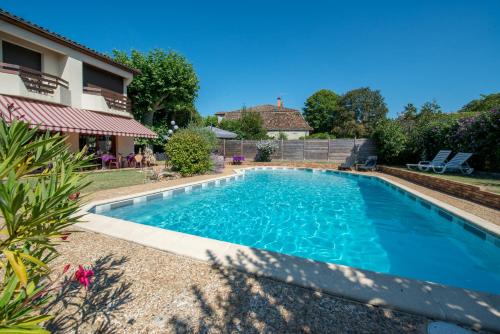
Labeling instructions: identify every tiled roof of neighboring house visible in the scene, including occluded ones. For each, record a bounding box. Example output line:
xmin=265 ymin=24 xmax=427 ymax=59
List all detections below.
xmin=0 ymin=9 xmax=140 ymax=75
xmin=216 ymin=105 xmax=313 ymax=131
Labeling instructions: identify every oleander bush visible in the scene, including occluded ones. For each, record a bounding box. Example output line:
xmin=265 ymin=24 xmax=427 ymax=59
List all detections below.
xmin=255 ymin=140 xmax=279 ymax=162
xmin=0 ymin=115 xmax=91 ymax=332
xmin=165 ymin=129 xmax=212 ymax=176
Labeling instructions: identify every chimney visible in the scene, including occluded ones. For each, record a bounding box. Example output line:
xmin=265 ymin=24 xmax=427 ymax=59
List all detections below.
xmin=277 ymin=97 xmax=282 ymax=110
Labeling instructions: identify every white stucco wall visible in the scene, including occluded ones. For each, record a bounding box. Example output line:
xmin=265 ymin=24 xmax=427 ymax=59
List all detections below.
xmin=267 ymin=131 xmax=310 ymax=140
xmin=0 ymin=23 xmax=133 ymax=112
xmin=116 ymin=136 xmax=135 ymax=155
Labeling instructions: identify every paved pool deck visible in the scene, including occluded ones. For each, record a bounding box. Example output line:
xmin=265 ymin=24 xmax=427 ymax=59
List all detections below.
xmin=47 ymin=166 xmax=499 ymax=333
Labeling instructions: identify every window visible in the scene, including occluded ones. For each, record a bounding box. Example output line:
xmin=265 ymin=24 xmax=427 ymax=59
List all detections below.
xmin=2 ymin=41 xmax=42 ymax=71
xmin=83 ymin=64 xmax=123 ymax=93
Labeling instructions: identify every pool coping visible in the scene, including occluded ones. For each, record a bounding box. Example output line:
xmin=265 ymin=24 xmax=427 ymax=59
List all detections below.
xmin=78 ymin=167 xmax=500 ymax=331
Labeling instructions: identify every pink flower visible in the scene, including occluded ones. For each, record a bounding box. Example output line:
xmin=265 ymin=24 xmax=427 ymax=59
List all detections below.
xmin=74 ymin=265 xmax=94 ymax=289
xmin=63 ymin=264 xmax=71 ymax=274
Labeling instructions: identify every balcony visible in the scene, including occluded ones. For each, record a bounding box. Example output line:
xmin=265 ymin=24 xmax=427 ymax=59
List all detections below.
xmin=0 ymin=62 xmax=71 ymax=105
xmin=82 ymin=85 xmax=132 ymax=117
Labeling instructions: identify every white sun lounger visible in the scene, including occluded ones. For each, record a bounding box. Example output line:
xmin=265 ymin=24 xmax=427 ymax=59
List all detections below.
xmin=406 ymin=150 xmax=452 ymax=172
xmin=432 ymin=152 xmax=474 ymax=175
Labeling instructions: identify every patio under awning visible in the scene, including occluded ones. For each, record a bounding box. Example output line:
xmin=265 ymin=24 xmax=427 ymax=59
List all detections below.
xmin=0 ymin=95 xmax=157 ymax=138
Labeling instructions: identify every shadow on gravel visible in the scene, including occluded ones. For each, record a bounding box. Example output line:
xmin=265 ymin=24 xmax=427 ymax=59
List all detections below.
xmin=44 ymin=254 xmax=133 ymax=334
xmin=168 ymin=249 xmax=425 ymax=333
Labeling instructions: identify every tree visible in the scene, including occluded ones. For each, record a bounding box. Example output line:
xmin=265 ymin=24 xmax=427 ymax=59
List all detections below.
xmin=459 ymin=93 xmax=500 ymax=113
xmin=303 ymin=89 xmax=340 ymax=133
xmin=113 ymin=49 xmax=199 ymax=126
xmin=398 ymin=103 xmax=418 ymax=121
xmin=334 ymin=87 xmax=388 ymax=137
xmin=419 ymin=100 xmax=442 ymax=116
xmin=219 ymin=118 xmax=243 ymax=138
xmin=219 ymin=108 xmax=268 ymax=139
xmin=239 ymin=110 xmax=268 ymax=139
xmin=203 ymin=115 xmax=219 ymax=127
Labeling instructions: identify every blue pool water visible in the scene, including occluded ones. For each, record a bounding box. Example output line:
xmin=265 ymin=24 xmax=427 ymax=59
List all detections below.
xmin=101 ymin=169 xmax=500 ymax=294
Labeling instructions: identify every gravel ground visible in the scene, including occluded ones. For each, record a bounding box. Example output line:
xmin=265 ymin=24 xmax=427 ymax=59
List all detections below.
xmin=46 ymin=231 xmax=428 ymax=334
xmin=43 ymin=166 xmax=498 ymax=333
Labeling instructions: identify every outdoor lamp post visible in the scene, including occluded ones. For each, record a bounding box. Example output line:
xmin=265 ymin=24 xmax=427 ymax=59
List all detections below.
xmin=163 ymin=120 xmax=178 ymax=142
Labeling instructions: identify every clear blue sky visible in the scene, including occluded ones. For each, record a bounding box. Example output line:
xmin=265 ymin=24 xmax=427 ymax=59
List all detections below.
xmin=4 ymin=0 xmax=500 ymax=117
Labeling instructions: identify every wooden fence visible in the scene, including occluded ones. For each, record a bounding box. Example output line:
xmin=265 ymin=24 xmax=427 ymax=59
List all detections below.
xmin=218 ymin=138 xmax=376 ymax=163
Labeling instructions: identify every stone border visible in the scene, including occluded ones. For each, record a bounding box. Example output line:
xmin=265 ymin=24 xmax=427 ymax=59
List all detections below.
xmin=378 ymin=166 xmax=500 ymax=210
xmin=78 ymin=167 xmax=500 ymax=331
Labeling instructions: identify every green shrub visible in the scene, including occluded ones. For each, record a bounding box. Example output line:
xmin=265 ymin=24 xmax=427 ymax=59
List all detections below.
xmin=185 ymin=124 xmax=218 ymax=151
xmin=299 ymin=132 xmax=333 ymax=139
xmin=372 ymin=120 xmax=408 ymax=163
xmin=277 ymin=131 xmax=288 ymax=140
xmin=0 ymin=117 xmax=91 ymax=332
xmin=165 ymin=129 xmax=212 ymax=176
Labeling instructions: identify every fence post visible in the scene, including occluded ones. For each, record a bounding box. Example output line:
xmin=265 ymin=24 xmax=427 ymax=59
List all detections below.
xmin=281 ymin=139 xmax=284 ymax=160
xmin=241 ymin=139 xmax=243 ymax=156
xmin=327 ymin=139 xmax=330 ymax=161
xmin=303 ymin=138 xmax=305 ymax=160
xmin=354 ymin=137 xmax=357 ymax=162
xmin=223 ymin=139 xmax=226 ymax=157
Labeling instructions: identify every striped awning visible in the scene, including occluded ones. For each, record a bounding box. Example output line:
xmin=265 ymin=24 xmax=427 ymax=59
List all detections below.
xmin=0 ymin=95 xmax=157 ymax=138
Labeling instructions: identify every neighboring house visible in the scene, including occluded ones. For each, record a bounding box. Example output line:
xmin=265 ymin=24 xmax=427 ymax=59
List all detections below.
xmin=215 ymin=98 xmax=313 ymax=139
xmin=0 ymin=9 xmax=156 ymax=156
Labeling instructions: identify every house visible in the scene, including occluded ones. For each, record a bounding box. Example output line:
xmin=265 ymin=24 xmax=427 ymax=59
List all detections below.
xmin=0 ymin=9 xmax=156 ymax=156
xmin=215 ymin=98 xmax=312 ymax=139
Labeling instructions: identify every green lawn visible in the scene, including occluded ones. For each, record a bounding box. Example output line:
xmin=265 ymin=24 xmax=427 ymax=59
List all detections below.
xmin=81 ymin=170 xmax=146 ymax=193
xmin=393 ymin=167 xmax=500 ymax=194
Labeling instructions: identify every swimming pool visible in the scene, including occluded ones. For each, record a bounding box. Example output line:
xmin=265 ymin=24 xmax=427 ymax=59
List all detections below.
xmin=95 ymin=168 xmax=500 ymax=294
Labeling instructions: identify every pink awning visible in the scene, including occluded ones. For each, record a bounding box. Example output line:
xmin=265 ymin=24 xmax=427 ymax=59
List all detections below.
xmin=0 ymin=95 xmax=157 ymax=138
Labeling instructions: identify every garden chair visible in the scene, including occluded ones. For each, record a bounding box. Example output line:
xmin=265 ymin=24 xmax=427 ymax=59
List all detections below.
xmin=108 ymin=156 xmax=119 ymax=169
xmin=338 ymin=155 xmax=356 ymax=171
xmin=134 ymin=154 xmax=144 ymax=169
xmin=432 ymin=152 xmax=474 ymax=175
xmin=406 ymin=150 xmax=452 ymax=172
xmin=357 ymin=156 xmax=378 ymax=172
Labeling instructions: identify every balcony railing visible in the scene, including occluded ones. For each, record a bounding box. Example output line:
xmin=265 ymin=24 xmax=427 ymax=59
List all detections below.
xmin=83 ymin=85 xmax=132 ymax=113
xmin=0 ymin=62 xmax=69 ymax=95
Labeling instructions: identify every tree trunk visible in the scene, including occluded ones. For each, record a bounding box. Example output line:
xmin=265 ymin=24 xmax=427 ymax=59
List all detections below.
xmin=143 ymin=96 xmax=168 ymax=126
